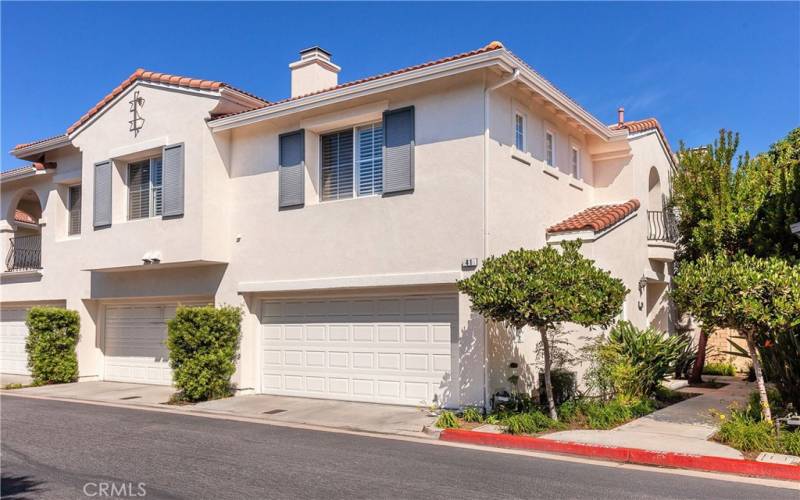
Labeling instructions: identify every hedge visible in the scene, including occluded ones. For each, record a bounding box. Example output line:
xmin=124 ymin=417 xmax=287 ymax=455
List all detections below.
xmin=166 ymin=305 xmax=242 ymax=402
xmin=25 ymin=307 xmax=80 ymax=385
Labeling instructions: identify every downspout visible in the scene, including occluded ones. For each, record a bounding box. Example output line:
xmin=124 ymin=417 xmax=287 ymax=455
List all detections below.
xmin=481 ymin=67 xmax=519 ymax=409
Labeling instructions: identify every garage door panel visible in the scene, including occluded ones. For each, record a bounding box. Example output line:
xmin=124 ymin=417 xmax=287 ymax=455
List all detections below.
xmin=2 ymin=305 xmax=65 ymax=376
xmin=260 ymin=294 xmax=456 ymax=406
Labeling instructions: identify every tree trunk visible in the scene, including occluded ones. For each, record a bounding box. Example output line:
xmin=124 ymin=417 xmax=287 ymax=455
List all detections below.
xmin=689 ymin=330 xmax=708 ymax=384
xmin=745 ymin=330 xmax=772 ymax=423
xmin=539 ymin=327 xmax=558 ymax=421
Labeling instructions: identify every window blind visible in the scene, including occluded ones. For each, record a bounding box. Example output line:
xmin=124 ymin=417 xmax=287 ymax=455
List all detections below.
xmin=356 ymin=123 xmax=383 ymax=196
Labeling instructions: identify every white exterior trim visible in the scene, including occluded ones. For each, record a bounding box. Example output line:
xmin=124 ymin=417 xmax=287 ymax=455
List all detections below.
xmin=238 ymin=271 xmax=463 ymax=293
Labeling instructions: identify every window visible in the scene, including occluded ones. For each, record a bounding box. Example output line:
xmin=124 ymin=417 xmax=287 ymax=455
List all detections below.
xmin=545 ymin=130 xmax=555 ymax=167
xmin=68 ymin=184 xmax=81 ymax=235
xmin=571 ymin=146 xmax=581 ymax=178
xmin=514 ymin=113 xmax=525 ymax=151
xmin=321 ymin=122 xmax=384 ymax=201
xmin=128 ymin=157 xmax=163 ymax=219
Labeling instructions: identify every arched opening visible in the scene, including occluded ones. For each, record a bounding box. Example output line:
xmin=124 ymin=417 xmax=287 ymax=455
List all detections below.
xmin=6 ymin=189 xmax=42 ymax=272
xmin=648 ymin=167 xmax=662 ymax=210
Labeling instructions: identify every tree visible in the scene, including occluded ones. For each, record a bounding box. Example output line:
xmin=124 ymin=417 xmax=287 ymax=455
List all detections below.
xmin=457 ymin=241 xmax=627 ymax=420
xmin=671 ymin=130 xmax=768 ymax=382
xmin=674 ymin=254 xmax=800 ymax=422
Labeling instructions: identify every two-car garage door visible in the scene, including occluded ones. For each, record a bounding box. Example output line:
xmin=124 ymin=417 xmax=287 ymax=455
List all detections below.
xmin=260 ymin=294 xmax=457 ymax=407
xmin=104 ymin=302 xmax=204 ymax=385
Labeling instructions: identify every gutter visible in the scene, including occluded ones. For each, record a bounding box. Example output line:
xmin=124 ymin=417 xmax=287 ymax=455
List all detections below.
xmin=480 ymin=67 xmax=520 ymax=409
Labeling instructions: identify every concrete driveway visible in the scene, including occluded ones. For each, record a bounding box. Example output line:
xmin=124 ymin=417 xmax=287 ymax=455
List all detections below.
xmin=3 ymin=381 xmax=436 ymax=436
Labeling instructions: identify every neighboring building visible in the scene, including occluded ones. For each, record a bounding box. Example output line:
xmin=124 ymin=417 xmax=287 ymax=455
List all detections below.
xmin=0 ymin=42 xmax=676 ymax=408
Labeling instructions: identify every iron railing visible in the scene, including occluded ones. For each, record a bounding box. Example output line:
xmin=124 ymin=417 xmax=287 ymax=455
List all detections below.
xmin=647 ymin=210 xmax=678 ymax=242
xmin=5 ymin=234 xmax=41 ymax=272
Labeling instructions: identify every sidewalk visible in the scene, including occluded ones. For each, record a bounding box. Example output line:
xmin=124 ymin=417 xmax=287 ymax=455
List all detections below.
xmin=540 ymin=376 xmax=752 ymax=458
xmin=1 ymin=381 xmax=436 ymax=436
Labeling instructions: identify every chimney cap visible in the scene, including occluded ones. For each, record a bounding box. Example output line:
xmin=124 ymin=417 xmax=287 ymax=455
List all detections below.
xmin=300 ymin=46 xmax=332 ymax=57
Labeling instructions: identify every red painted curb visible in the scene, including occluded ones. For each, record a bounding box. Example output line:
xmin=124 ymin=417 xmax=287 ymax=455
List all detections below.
xmin=440 ymin=429 xmax=800 ymax=482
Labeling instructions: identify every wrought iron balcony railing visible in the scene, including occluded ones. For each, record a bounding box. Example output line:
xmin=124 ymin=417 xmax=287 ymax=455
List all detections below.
xmin=5 ymin=234 xmax=41 ymax=272
xmin=647 ymin=210 xmax=678 ymax=243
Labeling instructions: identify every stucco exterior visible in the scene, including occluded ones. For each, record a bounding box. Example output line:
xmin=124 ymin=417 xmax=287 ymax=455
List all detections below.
xmin=1 ymin=43 xmax=675 ymax=407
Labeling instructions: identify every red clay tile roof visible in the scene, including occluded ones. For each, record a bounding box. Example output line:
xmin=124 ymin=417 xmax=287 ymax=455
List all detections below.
xmin=211 ymin=41 xmax=506 ymax=121
xmin=610 ymin=118 xmax=675 ymax=160
xmin=65 ymin=68 xmax=268 ymax=135
xmin=14 ymin=209 xmax=37 ymax=225
xmin=1 ymin=162 xmax=56 ymax=177
xmin=548 ymin=199 xmax=640 ymax=234
xmin=13 ymin=134 xmax=69 ymax=152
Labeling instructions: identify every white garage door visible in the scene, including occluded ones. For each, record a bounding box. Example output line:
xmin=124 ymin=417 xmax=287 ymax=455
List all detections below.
xmin=104 ymin=302 xmax=204 ymax=385
xmin=1 ymin=307 xmax=31 ymax=375
xmin=260 ymin=294 xmax=457 ymax=406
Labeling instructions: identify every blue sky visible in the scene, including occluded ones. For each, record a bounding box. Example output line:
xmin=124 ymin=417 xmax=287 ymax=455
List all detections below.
xmin=2 ymin=2 xmax=798 ymax=170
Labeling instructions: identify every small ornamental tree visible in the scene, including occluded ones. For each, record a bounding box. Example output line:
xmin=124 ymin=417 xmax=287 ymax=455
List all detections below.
xmin=25 ymin=307 xmax=80 ymax=385
xmin=674 ymin=254 xmax=800 ymax=422
xmin=166 ymin=305 xmax=242 ymax=402
xmin=457 ymin=241 xmax=627 ymax=420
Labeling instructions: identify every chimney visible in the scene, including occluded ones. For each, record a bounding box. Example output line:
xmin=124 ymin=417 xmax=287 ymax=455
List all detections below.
xmin=617 ymin=107 xmax=625 ymax=126
xmin=289 ymin=46 xmax=341 ymax=98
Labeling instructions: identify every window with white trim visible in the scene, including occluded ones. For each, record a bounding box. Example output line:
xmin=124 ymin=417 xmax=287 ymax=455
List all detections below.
xmin=514 ymin=113 xmax=526 ymax=151
xmin=68 ymin=184 xmax=81 ymax=235
xmin=571 ymin=145 xmax=581 ymax=178
xmin=321 ymin=122 xmax=383 ymax=201
xmin=128 ymin=157 xmax=163 ymax=219
xmin=545 ymin=130 xmax=555 ymax=167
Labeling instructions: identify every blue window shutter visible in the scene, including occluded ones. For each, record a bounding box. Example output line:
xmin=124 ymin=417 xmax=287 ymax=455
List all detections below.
xmin=279 ymin=130 xmax=305 ymax=208
xmin=162 ymin=143 xmax=184 ymax=217
xmin=93 ymin=160 xmax=112 ymax=228
xmin=382 ymin=106 xmax=415 ymax=194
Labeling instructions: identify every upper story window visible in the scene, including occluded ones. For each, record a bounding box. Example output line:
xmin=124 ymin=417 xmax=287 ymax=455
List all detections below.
xmin=571 ymin=146 xmax=581 ymax=178
xmin=321 ymin=122 xmax=383 ymax=201
xmin=68 ymin=184 xmax=81 ymax=235
xmin=545 ymin=130 xmax=555 ymax=167
xmin=128 ymin=157 xmax=163 ymax=220
xmin=514 ymin=113 xmax=526 ymax=151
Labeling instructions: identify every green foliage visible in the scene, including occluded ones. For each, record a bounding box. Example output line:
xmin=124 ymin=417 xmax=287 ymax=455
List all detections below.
xmin=3 ymin=383 xmax=24 ymax=390
xmin=461 ymin=406 xmax=483 ymax=423
xmin=587 ymin=321 xmax=687 ymax=399
xmin=538 ymin=368 xmax=576 ymax=406
xmin=779 ymin=430 xmax=800 ymax=456
xmin=746 ymin=388 xmax=783 ymax=421
xmin=558 ymin=396 xmax=654 ymax=430
xmin=716 ymin=409 xmax=777 ymax=453
xmin=703 ymin=362 xmax=736 ymax=376
xmin=25 ymin=307 xmax=80 ymax=385
xmin=435 ymin=410 xmax=460 ymax=429
xmin=166 ymin=305 xmax=242 ymax=402
xmin=457 ymin=241 xmax=627 ymax=331
xmin=503 ymin=411 xmax=560 ymax=435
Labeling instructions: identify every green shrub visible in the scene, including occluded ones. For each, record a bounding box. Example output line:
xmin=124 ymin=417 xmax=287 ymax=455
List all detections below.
xmin=538 ymin=368 xmax=576 ymax=407
xmin=778 ymin=430 xmax=800 ymax=456
xmin=504 ymin=411 xmax=559 ymax=435
xmin=703 ymin=362 xmax=736 ymax=376
xmin=435 ymin=410 xmax=460 ymax=429
xmin=558 ymin=396 xmax=654 ymax=430
xmin=166 ymin=305 xmax=242 ymax=402
xmin=462 ymin=406 xmax=483 ymax=423
xmin=746 ymin=388 xmax=783 ymax=421
xmin=25 ymin=307 xmax=80 ymax=385
xmin=716 ymin=409 xmax=777 ymax=452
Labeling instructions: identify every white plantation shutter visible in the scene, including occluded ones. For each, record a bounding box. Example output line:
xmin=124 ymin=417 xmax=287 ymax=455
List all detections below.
xmin=356 ymin=123 xmax=383 ymax=196
xmin=320 ymin=130 xmax=354 ymax=201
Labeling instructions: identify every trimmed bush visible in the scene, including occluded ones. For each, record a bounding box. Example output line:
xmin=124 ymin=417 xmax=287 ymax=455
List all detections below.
xmin=703 ymin=362 xmax=736 ymax=376
xmin=25 ymin=307 xmax=80 ymax=385
xmin=166 ymin=305 xmax=242 ymax=402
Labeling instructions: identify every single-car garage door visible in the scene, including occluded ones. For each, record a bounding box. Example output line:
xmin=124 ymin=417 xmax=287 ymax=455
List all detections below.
xmin=104 ymin=302 xmax=204 ymax=385
xmin=260 ymin=294 xmax=457 ymax=406
xmin=1 ymin=307 xmax=31 ymax=375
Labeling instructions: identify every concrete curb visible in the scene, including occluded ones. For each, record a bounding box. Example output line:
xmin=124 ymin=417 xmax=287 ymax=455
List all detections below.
xmin=440 ymin=429 xmax=800 ymax=482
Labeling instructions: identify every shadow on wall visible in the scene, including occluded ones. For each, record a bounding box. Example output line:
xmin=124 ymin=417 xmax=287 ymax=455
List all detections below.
xmin=437 ymin=312 xmax=484 ymax=409
xmin=646 ymin=282 xmax=670 ymax=333
xmin=487 ymin=320 xmax=535 ymax=398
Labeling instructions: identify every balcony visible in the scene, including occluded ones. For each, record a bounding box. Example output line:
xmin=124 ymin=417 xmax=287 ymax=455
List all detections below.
xmin=647 ymin=210 xmax=677 ymax=261
xmin=5 ymin=234 xmax=41 ymax=272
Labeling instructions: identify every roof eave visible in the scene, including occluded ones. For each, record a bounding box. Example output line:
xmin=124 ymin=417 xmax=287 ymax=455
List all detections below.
xmin=1 ymin=166 xmax=55 ymax=183
xmin=10 ymin=135 xmax=71 ymax=159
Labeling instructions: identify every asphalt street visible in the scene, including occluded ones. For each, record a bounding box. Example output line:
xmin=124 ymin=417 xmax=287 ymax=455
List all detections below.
xmin=1 ymin=395 xmax=797 ymax=500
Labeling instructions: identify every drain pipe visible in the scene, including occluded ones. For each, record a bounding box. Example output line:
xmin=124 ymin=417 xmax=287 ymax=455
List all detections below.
xmin=481 ymin=67 xmax=519 ymax=410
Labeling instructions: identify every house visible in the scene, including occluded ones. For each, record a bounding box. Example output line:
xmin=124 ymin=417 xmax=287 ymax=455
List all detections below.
xmin=0 ymin=42 xmax=676 ymax=408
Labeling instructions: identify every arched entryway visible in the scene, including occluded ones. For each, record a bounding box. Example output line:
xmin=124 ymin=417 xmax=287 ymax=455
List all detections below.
xmin=5 ymin=189 xmax=43 ymax=272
